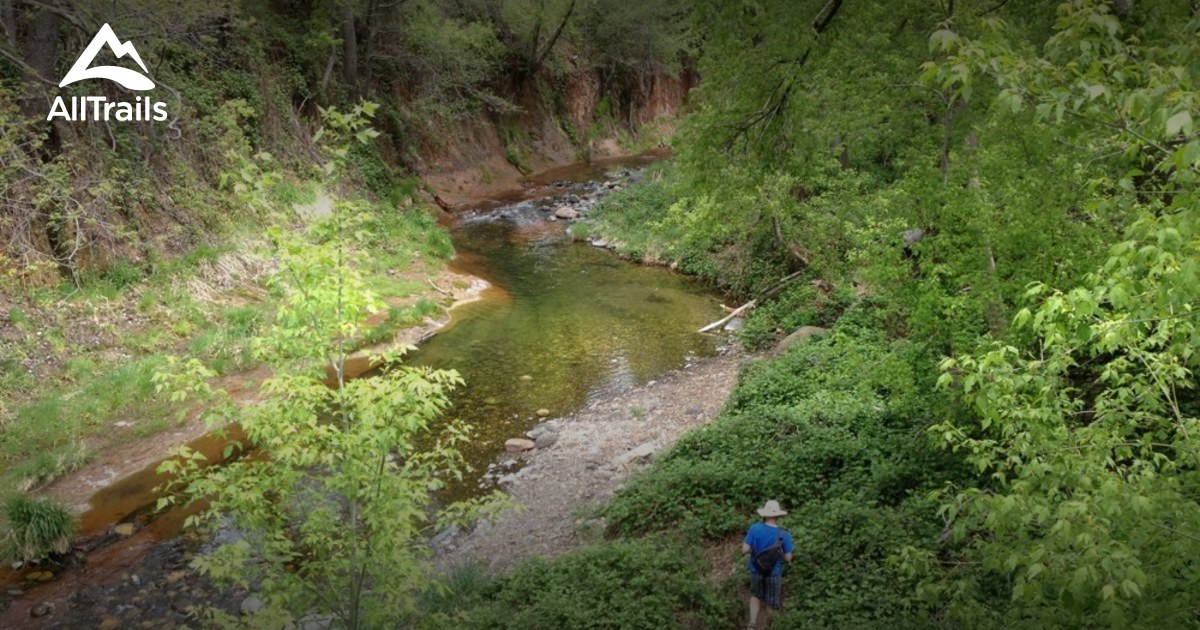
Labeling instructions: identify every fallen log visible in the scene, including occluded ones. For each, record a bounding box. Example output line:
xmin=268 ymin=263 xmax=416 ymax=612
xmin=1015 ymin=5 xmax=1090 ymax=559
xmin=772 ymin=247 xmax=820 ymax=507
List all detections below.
xmin=697 ymin=270 xmax=806 ymax=333
xmin=698 ymin=299 xmax=757 ymax=333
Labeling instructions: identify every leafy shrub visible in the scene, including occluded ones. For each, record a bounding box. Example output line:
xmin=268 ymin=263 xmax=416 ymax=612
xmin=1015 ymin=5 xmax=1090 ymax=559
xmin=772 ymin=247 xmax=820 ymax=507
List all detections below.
xmin=447 ymin=539 xmax=731 ymax=628
xmin=1 ymin=494 xmax=76 ymax=562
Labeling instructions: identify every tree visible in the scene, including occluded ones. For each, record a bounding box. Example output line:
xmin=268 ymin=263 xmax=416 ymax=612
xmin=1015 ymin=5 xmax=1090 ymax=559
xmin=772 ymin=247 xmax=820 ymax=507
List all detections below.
xmin=927 ymin=1 xmax=1200 ymax=625
xmin=155 ymin=104 xmax=500 ymax=628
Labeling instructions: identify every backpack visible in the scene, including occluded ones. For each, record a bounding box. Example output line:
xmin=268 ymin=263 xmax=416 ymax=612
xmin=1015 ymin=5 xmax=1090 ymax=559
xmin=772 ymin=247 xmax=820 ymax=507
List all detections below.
xmin=752 ymin=529 xmax=787 ymax=575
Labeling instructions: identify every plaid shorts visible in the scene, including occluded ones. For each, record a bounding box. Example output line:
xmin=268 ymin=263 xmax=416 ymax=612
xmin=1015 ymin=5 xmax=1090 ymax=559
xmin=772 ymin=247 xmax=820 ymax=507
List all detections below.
xmin=749 ymin=572 xmax=783 ymax=609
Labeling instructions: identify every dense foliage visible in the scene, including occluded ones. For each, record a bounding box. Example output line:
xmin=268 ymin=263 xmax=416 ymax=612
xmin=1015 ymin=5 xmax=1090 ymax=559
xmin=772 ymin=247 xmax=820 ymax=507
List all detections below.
xmin=567 ymin=0 xmax=1200 ymax=627
xmin=427 ymin=540 xmax=730 ymax=628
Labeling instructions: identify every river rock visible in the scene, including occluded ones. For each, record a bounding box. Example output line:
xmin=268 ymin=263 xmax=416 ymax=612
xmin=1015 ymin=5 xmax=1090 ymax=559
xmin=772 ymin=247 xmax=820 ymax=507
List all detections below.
xmin=114 ymin=523 xmax=136 ymax=537
xmin=30 ymin=601 xmax=54 ymax=617
xmin=555 ymin=207 xmax=579 ymax=220
xmin=534 ymin=431 xmax=559 ymax=449
xmin=535 ymin=408 xmax=551 ymax=417
xmin=26 ymin=570 xmax=53 ymax=582
xmin=519 ymin=374 xmax=533 ymax=382
xmin=616 ymin=442 xmax=657 ymax=467
xmin=723 ymin=317 xmax=745 ymax=332
xmin=99 ymin=616 xmax=120 ymax=630
xmin=590 ymin=239 xmax=609 ymax=248
xmin=505 ymin=438 xmax=535 ymax=452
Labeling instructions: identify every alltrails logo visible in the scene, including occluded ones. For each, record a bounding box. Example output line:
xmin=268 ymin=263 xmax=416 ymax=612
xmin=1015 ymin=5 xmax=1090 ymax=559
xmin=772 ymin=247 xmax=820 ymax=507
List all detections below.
xmin=48 ymin=23 xmax=169 ymax=122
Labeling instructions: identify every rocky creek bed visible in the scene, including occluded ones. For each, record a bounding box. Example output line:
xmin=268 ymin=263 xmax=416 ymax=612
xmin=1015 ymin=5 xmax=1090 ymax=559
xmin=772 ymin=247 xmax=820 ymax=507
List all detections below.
xmin=433 ymin=346 xmax=743 ymax=571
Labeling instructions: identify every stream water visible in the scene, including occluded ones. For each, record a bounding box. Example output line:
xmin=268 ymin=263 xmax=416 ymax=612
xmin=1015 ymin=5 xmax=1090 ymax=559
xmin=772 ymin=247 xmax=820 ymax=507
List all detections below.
xmin=0 ymin=155 xmax=724 ymax=625
xmin=416 ymin=190 xmax=721 ymax=498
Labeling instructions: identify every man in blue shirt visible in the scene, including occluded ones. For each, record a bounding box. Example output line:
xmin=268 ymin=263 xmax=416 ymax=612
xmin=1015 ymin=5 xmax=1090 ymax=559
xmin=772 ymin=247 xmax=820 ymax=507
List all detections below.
xmin=742 ymin=500 xmax=794 ymax=629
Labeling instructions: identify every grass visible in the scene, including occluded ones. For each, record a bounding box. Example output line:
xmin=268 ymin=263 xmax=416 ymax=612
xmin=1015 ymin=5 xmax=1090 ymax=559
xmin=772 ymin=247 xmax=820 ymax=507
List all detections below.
xmin=5 ymin=445 xmax=93 ymax=493
xmin=361 ymin=299 xmax=441 ymax=347
xmin=1 ymin=193 xmax=457 ymax=496
xmin=1 ymin=493 xmax=77 ymax=563
xmin=569 ymin=162 xmax=689 ymax=264
xmin=0 ymin=354 xmax=170 ymax=491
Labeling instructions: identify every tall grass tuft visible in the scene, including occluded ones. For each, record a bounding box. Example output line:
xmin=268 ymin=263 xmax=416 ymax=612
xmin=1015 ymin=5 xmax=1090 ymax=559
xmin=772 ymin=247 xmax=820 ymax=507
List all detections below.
xmin=2 ymin=494 xmax=76 ymax=563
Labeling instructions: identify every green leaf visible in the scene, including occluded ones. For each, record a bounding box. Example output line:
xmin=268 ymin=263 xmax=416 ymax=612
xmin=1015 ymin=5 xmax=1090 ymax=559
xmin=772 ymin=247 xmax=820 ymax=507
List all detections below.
xmin=1166 ymin=110 xmax=1193 ymax=137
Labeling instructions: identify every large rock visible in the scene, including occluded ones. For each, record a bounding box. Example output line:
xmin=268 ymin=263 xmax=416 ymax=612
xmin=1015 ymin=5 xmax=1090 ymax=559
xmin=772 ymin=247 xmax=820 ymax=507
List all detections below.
xmin=723 ymin=317 xmax=745 ymax=332
xmin=555 ymin=207 xmax=580 ymax=220
xmin=505 ymin=438 xmax=535 ymax=452
xmin=616 ymin=442 xmax=657 ymax=467
xmin=769 ymin=325 xmax=830 ymax=357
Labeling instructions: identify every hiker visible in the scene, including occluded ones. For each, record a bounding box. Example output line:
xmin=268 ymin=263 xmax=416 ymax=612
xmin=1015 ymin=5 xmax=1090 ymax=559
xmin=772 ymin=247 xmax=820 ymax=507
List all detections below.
xmin=742 ymin=499 xmax=794 ymax=629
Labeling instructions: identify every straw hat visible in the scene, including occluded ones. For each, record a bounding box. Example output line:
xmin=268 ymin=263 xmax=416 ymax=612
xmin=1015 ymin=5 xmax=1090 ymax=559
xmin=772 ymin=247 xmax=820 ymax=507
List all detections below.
xmin=756 ymin=500 xmax=787 ymax=517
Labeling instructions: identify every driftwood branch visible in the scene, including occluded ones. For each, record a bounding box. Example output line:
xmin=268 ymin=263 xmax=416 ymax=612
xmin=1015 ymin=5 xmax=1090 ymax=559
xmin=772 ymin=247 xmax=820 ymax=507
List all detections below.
xmin=698 ymin=270 xmax=806 ymax=333
xmin=427 ymin=278 xmax=452 ymax=295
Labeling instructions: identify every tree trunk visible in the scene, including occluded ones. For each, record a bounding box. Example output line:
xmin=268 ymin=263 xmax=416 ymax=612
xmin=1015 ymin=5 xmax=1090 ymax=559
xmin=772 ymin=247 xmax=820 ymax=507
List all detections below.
xmin=0 ymin=0 xmax=16 ymax=49
xmin=341 ymin=5 xmax=358 ymax=91
xmin=361 ymin=0 xmax=379 ymax=95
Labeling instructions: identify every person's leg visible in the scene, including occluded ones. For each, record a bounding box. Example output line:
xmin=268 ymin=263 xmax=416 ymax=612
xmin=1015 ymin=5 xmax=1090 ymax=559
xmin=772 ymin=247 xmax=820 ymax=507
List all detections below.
xmin=748 ymin=595 xmax=762 ymax=628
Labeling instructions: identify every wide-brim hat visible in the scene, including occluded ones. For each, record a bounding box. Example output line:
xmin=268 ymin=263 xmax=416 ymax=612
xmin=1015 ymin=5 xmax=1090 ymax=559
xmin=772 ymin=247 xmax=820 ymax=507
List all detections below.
xmin=757 ymin=500 xmax=787 ymax=517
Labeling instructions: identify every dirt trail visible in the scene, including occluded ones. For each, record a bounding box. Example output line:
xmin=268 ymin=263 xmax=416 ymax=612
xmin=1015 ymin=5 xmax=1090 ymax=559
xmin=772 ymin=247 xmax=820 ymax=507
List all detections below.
xmin=434 ymin=346 xmax=743 ymax=572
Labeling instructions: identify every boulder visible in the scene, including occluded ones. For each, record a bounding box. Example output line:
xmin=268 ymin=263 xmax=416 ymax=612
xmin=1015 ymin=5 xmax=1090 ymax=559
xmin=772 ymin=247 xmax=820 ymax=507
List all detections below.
xmin=555 ymin=207 xmax=579 ymax=220
xmin=505 ymin=438 xmax=535 ymax=452
xmin=769 ymin=326 xmax=830 ymax=357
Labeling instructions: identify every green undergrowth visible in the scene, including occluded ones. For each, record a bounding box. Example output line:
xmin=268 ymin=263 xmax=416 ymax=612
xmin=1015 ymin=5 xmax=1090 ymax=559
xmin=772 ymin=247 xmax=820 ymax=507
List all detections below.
xmin=421 ymin=539 xmax=733 ymax=628
xmin=570 ymin=163 xmax=697 ymax=268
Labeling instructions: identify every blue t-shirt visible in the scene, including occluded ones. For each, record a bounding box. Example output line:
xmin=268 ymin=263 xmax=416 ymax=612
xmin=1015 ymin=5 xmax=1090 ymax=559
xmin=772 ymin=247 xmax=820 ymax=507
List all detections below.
xmin=744 ymin=522 xmax=793 ymax=576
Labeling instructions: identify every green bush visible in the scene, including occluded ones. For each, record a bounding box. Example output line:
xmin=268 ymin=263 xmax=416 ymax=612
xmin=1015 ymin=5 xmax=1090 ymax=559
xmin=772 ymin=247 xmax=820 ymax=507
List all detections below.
xmin=1 ymin=494 xmax=76 ymax=563
xmin=444 ymin=539 xmax=731 ymax=628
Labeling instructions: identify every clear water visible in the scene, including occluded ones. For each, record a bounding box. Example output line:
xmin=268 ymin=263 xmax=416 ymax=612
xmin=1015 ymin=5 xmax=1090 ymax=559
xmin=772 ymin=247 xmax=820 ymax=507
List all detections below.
xmin=412 ymin=195 xmax=722 ymax=498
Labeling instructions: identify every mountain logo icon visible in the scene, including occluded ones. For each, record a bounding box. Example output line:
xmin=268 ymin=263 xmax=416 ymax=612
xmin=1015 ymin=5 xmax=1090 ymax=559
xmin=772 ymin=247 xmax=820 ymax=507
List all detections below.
xmin=59 ymin=23 xmax=154 ymax=91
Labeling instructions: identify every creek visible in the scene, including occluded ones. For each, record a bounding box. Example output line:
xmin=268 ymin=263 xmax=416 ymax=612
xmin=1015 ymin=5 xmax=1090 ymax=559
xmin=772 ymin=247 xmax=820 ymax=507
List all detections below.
xmin=0 ymin=154 xmax=724 ymax=625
